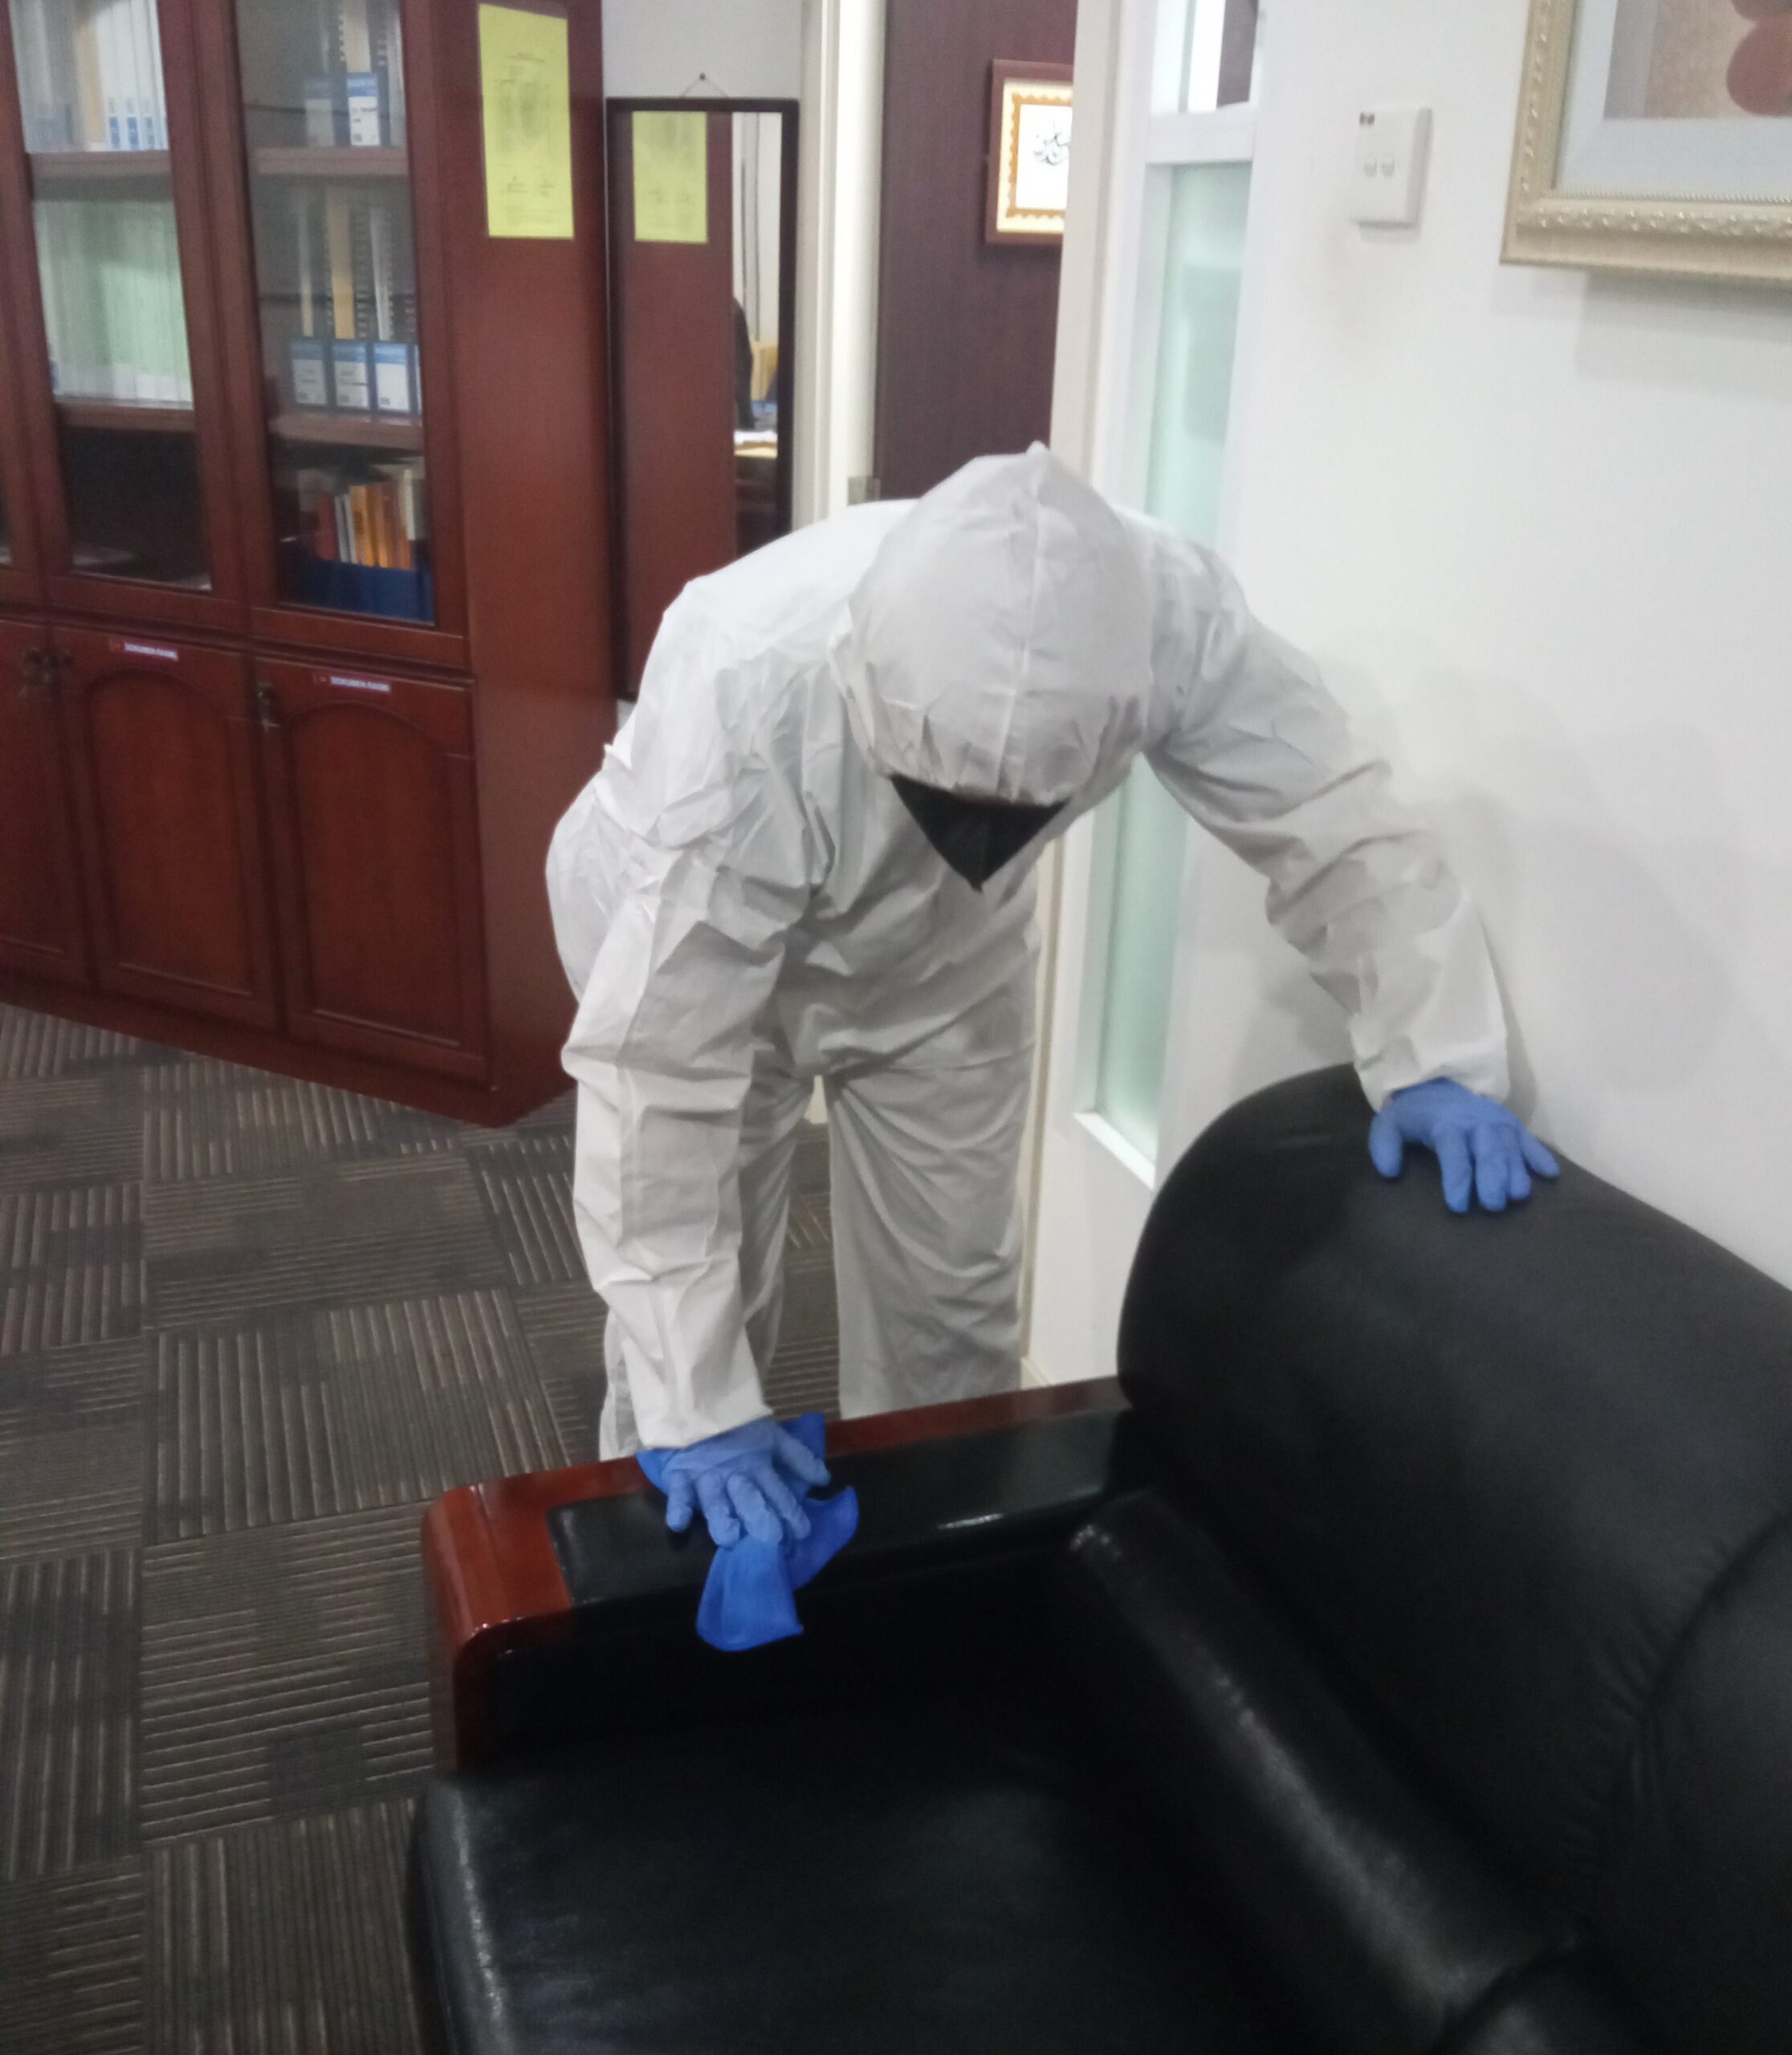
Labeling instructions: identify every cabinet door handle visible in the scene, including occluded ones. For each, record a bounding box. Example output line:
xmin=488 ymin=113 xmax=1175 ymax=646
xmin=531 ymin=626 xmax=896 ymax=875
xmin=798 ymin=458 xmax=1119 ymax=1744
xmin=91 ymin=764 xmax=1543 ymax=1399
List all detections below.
xmin=255 ymin=682 xmax=281 ymax=732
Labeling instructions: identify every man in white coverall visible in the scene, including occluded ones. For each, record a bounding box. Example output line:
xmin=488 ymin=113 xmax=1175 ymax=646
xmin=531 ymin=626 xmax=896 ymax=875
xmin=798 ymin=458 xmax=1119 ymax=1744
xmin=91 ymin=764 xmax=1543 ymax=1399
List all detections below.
xmin=547 ymin=446 xmax=1556 ymax=1551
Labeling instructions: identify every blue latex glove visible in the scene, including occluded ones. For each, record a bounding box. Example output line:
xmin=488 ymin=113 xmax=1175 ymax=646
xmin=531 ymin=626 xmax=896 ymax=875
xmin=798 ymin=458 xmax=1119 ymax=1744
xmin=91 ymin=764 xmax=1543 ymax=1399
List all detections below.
xmin=1368 ymin=1080 xmax=1560 ymax=1215
xmin=638 ymin=1416 xmax=832 ymax=1547
xmin=639 ymin=1414 xmax=859 ymax=1652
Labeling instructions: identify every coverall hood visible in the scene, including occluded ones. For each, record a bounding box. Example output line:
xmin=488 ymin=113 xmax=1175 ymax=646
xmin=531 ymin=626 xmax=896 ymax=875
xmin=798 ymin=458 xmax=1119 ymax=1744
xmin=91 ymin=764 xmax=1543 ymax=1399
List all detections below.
xmin=838 ymin=443 xmax=1156 ymax=807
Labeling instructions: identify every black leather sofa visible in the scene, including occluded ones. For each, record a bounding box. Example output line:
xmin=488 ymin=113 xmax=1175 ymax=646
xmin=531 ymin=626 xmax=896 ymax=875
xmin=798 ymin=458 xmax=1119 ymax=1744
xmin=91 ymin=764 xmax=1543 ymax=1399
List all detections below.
xmin=409 ymin=1066 xmax=1792 ymax=2054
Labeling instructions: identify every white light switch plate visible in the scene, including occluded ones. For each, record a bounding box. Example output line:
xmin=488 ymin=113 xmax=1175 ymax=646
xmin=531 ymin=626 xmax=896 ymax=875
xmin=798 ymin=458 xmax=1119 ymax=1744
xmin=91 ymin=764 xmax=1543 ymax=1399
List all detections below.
xmin=1350 ymin=105 xmax=1432 ymax=226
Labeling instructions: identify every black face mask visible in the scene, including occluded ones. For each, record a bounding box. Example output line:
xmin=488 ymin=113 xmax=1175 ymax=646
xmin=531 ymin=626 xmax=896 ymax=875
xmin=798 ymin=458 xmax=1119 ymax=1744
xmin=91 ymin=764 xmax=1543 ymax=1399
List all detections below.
xmin=890 ymin=775 xmax=1064 ymax=890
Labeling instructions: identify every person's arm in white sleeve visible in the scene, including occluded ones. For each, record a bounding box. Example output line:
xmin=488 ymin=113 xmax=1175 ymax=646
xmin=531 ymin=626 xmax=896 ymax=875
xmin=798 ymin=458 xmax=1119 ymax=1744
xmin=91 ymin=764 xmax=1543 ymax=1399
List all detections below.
xmin=562 ymin=676 xmax=816 ymax=1454
xmin=1133 ymin=519 xmax=1509 ymax=1111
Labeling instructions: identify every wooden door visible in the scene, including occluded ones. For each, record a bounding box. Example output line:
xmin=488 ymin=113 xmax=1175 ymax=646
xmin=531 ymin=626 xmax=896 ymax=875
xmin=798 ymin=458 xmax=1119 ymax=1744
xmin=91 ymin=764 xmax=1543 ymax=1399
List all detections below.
xmin=255 ymin=661 xmax=487 ymax=1078
xmin=0 ymin=616 xmax=87 ymax=983
xmin=607 ymin=104 xmax=737 ymax=693
xmin=55 ymin=625 xmax=277 ymax=1024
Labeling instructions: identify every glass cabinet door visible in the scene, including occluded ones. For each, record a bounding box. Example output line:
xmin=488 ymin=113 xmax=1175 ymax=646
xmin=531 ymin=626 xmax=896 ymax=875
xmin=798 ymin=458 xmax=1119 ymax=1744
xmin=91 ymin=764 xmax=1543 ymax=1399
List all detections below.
xmin=231 ymin=0 xmax=430 ymax=624
xmin=6 ymin=0 xmax=211 ymax=588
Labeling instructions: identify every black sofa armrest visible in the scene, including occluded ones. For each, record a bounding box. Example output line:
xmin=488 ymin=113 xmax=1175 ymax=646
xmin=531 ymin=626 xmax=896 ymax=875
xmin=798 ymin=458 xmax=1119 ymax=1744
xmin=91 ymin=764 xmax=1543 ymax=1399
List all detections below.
xmin=422 ymin=1382 xmax=1134 ymax=1768
xmin=1062 ymin=1490 xmax=1652 ymax=2055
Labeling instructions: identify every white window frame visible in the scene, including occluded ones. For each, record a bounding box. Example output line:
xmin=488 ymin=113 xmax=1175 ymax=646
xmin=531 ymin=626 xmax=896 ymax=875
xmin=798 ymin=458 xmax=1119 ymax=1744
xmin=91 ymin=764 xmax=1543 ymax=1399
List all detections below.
xmin=1022 ymin=0 xmax=1259 ymax=1386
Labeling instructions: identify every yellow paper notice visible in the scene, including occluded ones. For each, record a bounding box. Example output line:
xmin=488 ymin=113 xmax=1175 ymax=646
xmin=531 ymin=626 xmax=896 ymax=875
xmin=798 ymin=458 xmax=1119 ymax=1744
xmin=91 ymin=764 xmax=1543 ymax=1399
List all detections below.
xmin=633 ymin=110 xmax=707 ymax=244
xmin=479 ymin=5 xmax=573 ymax=239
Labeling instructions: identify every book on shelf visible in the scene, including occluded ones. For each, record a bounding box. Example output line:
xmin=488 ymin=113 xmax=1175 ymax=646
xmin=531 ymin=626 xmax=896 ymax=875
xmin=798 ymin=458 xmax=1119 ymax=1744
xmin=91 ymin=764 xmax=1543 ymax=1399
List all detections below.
xmin=291 ymin=337 xmax=329 ymax=406
xmin=11 ymin=0 xmax=169 ymax=153
xmin=345 ymin=71 xmax=385 ymax=148
xmin=299 ymin=0 xmax=408 ymax=149
xmin=326 ymin=188 xmax=370 ymax=407
xmin=295 ymin=458 xmax=426 ymax=572
xmin=36 ymin=197 xmax=192 ymax=405
xmin=332 ymin=338 xmax=372 ymax=410
xmin=287 ymin=193 xmax=329 ymax=404
xmin=303 ymin=76 xmax=338 ymax=150
xmin=287 ymin=189 xmax=420 ymax=416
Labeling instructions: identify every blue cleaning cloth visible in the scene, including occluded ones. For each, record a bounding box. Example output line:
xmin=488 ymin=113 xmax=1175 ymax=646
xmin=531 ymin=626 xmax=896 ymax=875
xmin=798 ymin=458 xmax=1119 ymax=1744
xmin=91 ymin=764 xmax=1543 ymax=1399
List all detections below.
xmin=638 ymin=1413 xmax=859 ymax=1653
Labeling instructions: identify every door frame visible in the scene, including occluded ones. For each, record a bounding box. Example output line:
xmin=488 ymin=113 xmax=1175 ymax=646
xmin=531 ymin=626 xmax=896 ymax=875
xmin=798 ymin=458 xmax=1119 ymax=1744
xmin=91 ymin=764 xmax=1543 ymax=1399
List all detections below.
xmin=605 ymin=97 xmax=801 ymax=695
xmin=792 ymin=0 xmax=884 ymax=528
xmin=1024 ymin=0 xmax=1260 ymax=1387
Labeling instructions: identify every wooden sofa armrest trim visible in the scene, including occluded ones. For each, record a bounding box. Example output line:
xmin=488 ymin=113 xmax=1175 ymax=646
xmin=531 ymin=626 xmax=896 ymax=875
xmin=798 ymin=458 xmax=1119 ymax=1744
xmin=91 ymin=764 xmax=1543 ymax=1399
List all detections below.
xmin=422 ymin=1378 xmax=1124 ymax=1768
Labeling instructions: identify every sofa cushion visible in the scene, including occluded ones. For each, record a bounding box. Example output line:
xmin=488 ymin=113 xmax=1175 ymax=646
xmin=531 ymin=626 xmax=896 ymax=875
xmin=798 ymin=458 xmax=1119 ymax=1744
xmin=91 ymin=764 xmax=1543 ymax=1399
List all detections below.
xmin=412 ymin=1695 xmax=1312 ymax=2055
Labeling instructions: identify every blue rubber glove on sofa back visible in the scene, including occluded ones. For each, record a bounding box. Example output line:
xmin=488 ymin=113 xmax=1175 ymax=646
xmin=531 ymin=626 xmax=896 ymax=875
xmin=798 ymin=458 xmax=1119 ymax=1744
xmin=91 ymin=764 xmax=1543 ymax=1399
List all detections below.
xmin=638 ymin=1414 xmax=859 ymax=1652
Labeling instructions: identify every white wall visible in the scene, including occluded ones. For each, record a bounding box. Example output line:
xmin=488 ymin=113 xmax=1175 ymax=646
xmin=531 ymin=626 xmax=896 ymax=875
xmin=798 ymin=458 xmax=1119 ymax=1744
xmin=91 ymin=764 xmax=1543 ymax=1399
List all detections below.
xmin=602 ymin=0 xmax=803 ymax=101
xmin=1162 ymin=0 xmax=1792 ymax=1289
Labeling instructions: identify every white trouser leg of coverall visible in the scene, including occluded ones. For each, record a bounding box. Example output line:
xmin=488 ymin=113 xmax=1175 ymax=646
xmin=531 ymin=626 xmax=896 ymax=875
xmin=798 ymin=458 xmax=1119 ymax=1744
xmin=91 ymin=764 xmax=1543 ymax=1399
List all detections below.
xmin=824 ymin=971 xmax=1033 ymax=1418
xmin=598 ymin=1040 xmax=812 ymax=1457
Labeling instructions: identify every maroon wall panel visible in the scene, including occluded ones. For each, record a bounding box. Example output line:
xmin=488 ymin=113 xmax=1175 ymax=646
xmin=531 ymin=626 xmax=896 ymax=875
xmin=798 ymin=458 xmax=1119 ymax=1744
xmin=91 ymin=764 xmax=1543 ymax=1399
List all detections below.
xmin=874 ymin=0 xmax=1079 ymax=503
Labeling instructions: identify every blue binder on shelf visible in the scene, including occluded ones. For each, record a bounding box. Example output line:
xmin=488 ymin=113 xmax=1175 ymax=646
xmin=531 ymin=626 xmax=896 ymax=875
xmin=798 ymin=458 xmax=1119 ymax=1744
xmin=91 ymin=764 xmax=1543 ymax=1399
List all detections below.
xmin=291 ymin=552 xmax=434 ymax=624
xmin=331 ymin=339 xmax=373 ymax=411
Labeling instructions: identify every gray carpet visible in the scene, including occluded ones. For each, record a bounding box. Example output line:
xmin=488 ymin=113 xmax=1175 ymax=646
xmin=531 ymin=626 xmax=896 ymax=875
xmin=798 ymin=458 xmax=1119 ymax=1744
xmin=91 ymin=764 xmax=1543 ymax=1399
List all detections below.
xmin=0 ymin=1003 xmax=839 ymax=2053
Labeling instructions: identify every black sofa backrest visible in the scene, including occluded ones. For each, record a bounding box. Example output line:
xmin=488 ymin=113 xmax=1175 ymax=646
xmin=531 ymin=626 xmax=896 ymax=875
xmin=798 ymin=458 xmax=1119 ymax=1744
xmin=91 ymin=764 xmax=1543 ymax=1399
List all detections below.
xmin=1118 ymin=1066 xmax=1792 ymax=2055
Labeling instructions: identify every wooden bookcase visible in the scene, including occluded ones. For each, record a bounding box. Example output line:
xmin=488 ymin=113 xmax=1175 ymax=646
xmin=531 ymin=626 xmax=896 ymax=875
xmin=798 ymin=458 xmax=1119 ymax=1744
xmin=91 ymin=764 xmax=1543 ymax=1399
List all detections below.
xmin=0 ymin=0 xmax=615 ymax=1121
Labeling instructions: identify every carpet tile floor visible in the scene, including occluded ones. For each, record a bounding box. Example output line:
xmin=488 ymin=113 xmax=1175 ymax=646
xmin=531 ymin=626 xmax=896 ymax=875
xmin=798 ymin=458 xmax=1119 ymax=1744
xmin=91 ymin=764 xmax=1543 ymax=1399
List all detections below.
xmin=0 ymin=1003 xmax=840 ymax=2053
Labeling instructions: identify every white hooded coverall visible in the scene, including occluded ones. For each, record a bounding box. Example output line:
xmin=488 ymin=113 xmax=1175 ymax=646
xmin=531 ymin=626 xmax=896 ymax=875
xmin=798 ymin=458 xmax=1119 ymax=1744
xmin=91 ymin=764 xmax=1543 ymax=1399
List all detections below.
xmin=548 ymin=446 xmax=1509 ymax=1456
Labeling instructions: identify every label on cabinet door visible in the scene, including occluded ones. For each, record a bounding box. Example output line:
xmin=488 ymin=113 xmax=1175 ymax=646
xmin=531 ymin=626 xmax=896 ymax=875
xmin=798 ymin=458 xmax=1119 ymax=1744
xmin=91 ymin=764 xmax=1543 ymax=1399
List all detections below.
xmin=319 ymin=672 xmax=394 ymax=694
xmin=112 ymin=640 xmax=180 ymax=664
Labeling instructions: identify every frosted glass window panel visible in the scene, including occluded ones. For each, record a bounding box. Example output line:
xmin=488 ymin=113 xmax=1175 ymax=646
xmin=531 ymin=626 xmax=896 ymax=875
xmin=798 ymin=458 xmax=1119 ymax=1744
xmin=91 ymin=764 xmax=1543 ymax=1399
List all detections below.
xmin=1142 ymin=160 xmax=1250 ymax=543
xmin=1089 ymin=159 xmax=1252 ymax=1162
xmin=1093 ymin=759 xmax=1190 ymax=1161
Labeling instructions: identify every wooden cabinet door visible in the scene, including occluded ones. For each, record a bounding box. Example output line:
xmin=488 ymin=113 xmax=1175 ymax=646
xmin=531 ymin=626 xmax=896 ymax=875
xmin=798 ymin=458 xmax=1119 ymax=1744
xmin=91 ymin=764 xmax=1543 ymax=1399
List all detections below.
xmin=0 ymin=616 xmax=87 ymax=983
xmin=55 ymin=626 xmax=277 ymax=1026
xmin=255 ymin=662 xmax=488 ymax=1079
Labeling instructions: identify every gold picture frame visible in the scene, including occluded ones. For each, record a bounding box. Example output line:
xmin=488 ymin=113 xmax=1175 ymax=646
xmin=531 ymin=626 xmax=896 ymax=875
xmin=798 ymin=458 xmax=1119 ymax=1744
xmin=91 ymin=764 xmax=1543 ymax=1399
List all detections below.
xmin=1505 ymin=0 xmax=1792 ymax=285
xmin=987 ymin=61 xmax=1073 ymax=246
